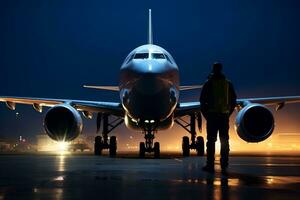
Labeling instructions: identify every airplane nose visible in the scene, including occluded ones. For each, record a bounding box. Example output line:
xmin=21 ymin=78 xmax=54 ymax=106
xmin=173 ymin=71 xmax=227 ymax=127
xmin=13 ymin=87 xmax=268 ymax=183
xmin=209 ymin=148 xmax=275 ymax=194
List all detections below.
xmin=135 ymin=73 xmax=166 ymax=95
xmin=131 ymin=60 xmax=168 ymax=74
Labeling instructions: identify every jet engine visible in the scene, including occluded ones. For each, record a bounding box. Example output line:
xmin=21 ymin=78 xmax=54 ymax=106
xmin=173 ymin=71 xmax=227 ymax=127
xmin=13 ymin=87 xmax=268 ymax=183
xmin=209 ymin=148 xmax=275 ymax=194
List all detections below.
xmin=235 ymin=103 xmax=274 ymax=142
xmin=44 ymin=104 xmax=83 ymax=141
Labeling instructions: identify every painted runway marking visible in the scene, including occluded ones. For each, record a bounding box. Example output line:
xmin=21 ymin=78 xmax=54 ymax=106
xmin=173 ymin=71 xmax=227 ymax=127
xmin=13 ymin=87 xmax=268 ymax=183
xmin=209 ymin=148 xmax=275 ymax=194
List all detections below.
xmin=174 ymin=158 xmax=183 ymax=162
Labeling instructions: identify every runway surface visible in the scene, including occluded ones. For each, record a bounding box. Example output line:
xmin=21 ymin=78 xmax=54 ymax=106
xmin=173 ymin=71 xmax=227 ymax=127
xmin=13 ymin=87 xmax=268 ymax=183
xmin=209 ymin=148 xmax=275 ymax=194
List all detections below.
xmin=0 ymin=153 xmax=300 ymax=200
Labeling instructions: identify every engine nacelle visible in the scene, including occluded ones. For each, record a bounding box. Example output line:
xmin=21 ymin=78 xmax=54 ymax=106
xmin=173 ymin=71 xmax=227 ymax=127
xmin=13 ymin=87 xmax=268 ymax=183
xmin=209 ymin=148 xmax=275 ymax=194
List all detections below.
xmin=235 ymin=103 xmax=274 ymax=142
xmin=44 ymin=104 xmax=83 ymax=142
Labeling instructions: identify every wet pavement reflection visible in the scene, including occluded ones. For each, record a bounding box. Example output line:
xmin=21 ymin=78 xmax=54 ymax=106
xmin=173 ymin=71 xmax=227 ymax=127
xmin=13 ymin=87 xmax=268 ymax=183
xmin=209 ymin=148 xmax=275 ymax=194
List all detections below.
xmin=0 ymin=154 xmax=300 ymax=199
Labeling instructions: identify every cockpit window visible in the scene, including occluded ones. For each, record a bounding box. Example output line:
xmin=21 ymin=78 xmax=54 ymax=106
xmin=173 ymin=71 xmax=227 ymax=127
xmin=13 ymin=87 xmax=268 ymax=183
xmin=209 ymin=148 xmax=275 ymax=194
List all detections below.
xmin=164 ymin=54 xmax=173 ymax=64
xmin=126 ymin=54 xmax=135 ymax=64
xmin=134 ymin=53 xmax=149 ymax=59
xmin=151 ymin=53 xmax=165 ymax=59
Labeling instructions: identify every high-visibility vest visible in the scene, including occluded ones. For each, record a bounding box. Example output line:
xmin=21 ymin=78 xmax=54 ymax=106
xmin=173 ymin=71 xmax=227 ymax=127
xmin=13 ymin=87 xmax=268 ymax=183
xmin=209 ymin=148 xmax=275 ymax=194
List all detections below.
xmin=208 ymin=79 xmax=231 ymax=114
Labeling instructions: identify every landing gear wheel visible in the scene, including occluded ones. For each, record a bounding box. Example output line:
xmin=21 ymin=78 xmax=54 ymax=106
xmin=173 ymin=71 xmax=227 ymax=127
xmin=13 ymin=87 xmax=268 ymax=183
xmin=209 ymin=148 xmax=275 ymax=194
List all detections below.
xmin=154 ymin=142 xmax=160 ymax=158
xmin=109 ymin=136 xmax=117 ymax=157
xmin=139 ymin=142 xmax=146 ymax=158
xmin=182 ymin=136 xmax=190 ymax=157
xmin=94 ymin=136 xmax=103 ymax=155
xmin=196 ymin=136 xmax=204 ymax=156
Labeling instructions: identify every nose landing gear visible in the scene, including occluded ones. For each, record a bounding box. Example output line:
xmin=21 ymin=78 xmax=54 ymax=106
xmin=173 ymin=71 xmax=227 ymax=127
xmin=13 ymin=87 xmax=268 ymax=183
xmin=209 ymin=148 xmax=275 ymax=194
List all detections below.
xmin=139 ymin=130 xmax=160 ymax=158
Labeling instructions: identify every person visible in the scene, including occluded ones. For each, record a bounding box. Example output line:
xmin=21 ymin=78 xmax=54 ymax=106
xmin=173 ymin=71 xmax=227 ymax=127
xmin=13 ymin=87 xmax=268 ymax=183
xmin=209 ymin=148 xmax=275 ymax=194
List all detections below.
xmin=200 ymin=62 xmax=237 ymax=174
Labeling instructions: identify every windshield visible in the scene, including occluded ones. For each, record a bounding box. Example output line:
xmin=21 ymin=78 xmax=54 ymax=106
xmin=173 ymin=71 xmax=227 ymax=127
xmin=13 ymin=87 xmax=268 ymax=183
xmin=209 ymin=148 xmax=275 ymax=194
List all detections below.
xmin=151 ymin=53 xmax=165 ymax=59
xmin=165 ymin=54 xmax=173 ymax=64
xmin=134 ymin=53 xmax=149 ymax=59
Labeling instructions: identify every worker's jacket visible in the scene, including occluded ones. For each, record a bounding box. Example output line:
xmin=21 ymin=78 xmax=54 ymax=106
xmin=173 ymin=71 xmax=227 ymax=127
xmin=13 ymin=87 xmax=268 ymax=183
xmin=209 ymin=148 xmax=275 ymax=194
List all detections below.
xmin=200 ymin=73 xmax=237 ymax=118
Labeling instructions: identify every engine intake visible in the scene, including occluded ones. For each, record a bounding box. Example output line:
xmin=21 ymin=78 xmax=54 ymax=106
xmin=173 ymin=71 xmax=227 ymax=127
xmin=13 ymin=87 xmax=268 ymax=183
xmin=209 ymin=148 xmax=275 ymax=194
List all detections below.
xmin=44 ymin=104 xmax=83 ymax=141
xmin=235 ymin=103 xmax=274 ymax=142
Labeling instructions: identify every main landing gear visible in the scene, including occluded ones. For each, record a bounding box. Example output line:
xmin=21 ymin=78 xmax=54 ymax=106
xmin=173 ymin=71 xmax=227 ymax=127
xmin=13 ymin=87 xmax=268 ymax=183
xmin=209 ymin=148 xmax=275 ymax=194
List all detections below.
xmin=94 ymin=113 xmax=123 ymax=157
xmin=139 ymin=130 xmax=160 ymax=158
xmin=175 ymin=113 xmax=204 ymax=157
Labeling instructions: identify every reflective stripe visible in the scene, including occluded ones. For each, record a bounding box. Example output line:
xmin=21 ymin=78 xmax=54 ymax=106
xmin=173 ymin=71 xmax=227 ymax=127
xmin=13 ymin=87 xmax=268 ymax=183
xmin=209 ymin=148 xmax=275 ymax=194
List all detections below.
xmin=208 ymin=79 xmax=230 ymax=113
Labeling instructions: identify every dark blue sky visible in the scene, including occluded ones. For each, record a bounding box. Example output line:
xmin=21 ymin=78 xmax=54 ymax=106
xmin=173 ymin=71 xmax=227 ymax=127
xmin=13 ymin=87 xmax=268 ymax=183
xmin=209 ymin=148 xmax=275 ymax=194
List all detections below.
xmin=0 ymin=0 xmax=300 ymax=140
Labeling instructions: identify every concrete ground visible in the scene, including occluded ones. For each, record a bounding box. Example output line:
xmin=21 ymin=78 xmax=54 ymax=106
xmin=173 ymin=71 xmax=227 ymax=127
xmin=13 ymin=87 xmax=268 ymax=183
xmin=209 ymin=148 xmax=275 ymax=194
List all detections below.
xmin=0 ymin=153 xmax=300 ymax=200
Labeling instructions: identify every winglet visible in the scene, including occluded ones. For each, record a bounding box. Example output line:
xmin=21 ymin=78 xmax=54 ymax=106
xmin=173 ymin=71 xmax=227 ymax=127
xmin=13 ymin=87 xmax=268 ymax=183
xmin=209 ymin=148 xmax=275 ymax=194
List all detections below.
xmin=148 ymin=9 xmax=153 ymax=44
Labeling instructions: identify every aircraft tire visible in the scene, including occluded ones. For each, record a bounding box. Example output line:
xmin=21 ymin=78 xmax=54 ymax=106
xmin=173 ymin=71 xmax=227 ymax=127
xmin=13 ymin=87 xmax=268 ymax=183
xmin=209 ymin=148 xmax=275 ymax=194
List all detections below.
xmin=182 ymin=136 xmax=190 ymax=157
xmin=109 ymin=136 xmax=117 ymax=157
xmin=196 ymin=136 xmax=204 ymax=156
xmin=154 ymin=142 xmax=160 ymax=158
xmin=94 ymin=136 xmax=103 ymax=155
xmin=139 ymin=142 xmax=146 ymax=158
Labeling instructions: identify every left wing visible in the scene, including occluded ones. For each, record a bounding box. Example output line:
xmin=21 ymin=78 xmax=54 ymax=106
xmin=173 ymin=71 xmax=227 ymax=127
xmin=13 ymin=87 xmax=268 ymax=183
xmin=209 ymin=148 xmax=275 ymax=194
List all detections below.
xmin=83 ymin=85 xmax=119 ymax=91
xmin=179 ymin=85 xmax=202 ymax=91
xmin=0 ymin=96 xmax=124 ymax=116
xmin=175 ymin=95 xmax=300 ymax=117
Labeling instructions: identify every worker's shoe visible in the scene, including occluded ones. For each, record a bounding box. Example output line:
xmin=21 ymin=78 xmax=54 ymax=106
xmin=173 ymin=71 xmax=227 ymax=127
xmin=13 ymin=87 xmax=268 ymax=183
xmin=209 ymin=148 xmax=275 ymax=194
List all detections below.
xmin=202 ymin=165 xmax=215 ymax=173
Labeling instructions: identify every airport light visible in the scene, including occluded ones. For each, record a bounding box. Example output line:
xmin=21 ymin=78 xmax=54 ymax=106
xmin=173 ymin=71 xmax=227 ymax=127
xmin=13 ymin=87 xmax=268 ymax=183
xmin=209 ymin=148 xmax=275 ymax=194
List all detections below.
xmin=131 ymin=118 xmax=138 ymax=123
xmin=57 ymin=142 xmax=69 ymax=154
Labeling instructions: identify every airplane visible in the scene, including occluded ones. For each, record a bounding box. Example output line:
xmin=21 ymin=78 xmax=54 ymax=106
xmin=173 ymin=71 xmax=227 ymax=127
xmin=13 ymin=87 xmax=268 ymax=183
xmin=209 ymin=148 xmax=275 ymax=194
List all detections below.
xmin=1 ymin=9 xmax=300 ymax=158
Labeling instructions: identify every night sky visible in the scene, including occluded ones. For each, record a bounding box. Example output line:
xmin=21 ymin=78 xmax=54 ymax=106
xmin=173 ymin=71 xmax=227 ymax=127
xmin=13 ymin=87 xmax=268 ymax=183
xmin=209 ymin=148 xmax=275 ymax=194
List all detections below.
xmin=0 ymin=0 xmax=300 ymax=143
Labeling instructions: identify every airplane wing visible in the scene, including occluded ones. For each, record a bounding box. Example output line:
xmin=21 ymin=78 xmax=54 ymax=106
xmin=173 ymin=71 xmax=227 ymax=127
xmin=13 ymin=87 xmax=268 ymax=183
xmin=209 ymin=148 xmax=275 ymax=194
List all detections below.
xmin=175 ymin=102 xmax=201 ymax=117
xmin=0 ymin=96 xmax=124 ymax=116
xmin=179 ymin=85 xmax=202 ymax=91
xmin=236 ymin=96 xmax=300 ymax=106
xmin=175 ymin=95 xmax=300 ymax=117
xmin=83 ymin=85 xmax=203 ymax=91
xmin=83 ymin=85 xmax=119 ymax=91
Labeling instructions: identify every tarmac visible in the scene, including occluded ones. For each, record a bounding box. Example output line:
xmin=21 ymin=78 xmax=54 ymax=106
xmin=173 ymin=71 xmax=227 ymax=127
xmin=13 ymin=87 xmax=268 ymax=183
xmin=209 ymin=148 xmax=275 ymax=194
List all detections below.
xmin=0 ymin=153 xmax=300 ymax=200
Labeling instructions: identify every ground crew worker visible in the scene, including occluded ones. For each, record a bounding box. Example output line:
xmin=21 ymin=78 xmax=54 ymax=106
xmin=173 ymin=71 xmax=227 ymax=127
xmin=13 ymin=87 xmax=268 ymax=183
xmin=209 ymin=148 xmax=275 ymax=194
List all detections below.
xmin=200 ymin=62 xmax=237 ymax=174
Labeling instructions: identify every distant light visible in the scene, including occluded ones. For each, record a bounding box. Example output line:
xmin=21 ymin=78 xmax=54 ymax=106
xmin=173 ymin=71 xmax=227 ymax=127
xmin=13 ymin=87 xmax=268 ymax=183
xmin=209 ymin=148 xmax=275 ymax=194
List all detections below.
xmin=150 ymin=120 xmax=155 ymax=123
xmin=131 ymin=118 xmax=137 ymax=123
xmin=53 ymin=176 xmax=64 ymax=181
xmin=268 ymin=143 xmax=272 ymax=148
xmin=57 ymin=142 xmax=69 ymax=154
xmin=145 ymin=120 xmax=149 ymax=123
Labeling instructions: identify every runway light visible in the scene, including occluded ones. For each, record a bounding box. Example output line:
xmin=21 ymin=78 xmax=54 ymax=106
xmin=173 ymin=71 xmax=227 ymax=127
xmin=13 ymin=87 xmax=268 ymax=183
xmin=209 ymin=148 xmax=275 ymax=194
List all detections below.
xmin=53 ymin=176 xmax=64 ymax=181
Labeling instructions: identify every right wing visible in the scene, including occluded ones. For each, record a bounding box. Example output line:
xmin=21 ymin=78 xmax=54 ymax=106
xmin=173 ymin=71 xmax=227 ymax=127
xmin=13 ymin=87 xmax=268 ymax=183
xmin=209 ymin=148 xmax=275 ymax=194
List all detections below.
xmin=0 ymin=96 xmax=124 ymax=116
xmin=175 ymin=102 xmax=201 ymax=117
xmin=175 ymin=95 xmax=300 ymax=118
xmin=237 ymin=96 xmax=300 ymax=106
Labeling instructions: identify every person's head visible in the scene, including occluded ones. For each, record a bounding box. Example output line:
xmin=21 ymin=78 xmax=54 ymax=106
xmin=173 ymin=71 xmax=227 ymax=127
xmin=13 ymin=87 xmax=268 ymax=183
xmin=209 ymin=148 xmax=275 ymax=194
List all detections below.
xmin=212 ymin=62 xmax=223 ymax=74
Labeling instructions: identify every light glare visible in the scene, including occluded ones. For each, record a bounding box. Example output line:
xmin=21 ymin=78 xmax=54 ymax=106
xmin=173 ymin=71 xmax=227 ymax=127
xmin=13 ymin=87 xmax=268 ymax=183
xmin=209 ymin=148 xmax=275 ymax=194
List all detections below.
xmin=57 ymin=142 xmax=69 ymax=154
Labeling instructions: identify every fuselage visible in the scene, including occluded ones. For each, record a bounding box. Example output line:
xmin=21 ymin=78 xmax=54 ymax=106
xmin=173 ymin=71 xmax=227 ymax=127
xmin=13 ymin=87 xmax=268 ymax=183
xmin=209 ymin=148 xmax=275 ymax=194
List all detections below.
xmin=119 ymin=44 xmax=179 ymax=131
